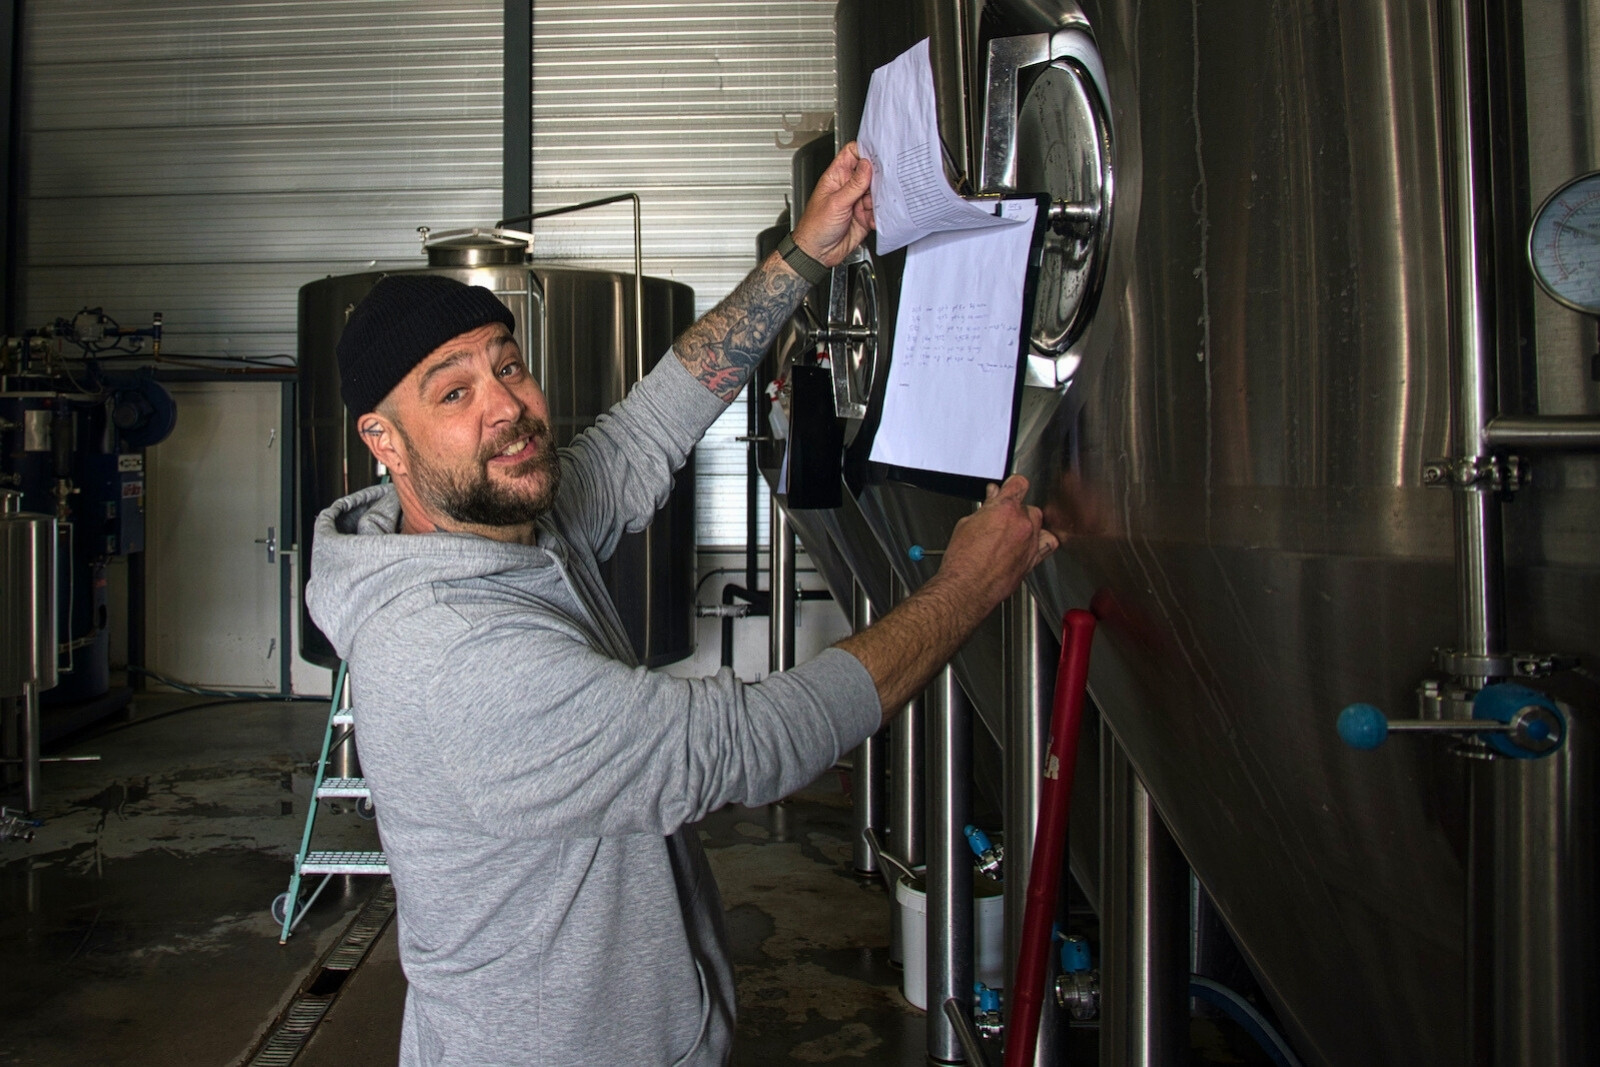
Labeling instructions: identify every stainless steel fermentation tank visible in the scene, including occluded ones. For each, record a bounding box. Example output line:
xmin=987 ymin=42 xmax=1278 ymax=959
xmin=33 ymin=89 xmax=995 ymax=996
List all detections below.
xmin=792 ymin=1 xmax=1600 ymax=1064
xmin=297 ymin=232 xmax=698 ymax=669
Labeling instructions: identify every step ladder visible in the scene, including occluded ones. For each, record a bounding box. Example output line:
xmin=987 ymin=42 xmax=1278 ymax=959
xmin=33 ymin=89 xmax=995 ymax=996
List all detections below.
xmin=274 ymin=661 xmax=389 ymax=943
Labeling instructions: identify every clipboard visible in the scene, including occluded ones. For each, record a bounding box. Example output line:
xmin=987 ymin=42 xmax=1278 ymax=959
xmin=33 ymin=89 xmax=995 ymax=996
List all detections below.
xmin=860 ymin=193 xmax=1051 ymax=501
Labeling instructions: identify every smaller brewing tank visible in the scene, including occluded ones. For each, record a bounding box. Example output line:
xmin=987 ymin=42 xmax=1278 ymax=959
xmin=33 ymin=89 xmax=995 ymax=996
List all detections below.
xmin=297 ymin=229 xmax=698 ymax=669
xmin=0 ymin=490 xmax=58 ymax=696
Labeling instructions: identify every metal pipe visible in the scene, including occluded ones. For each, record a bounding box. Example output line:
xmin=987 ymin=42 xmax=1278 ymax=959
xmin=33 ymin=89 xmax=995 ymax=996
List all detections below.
xmin=1100 ymin=731 xmax=1188 ymax=1066
xmin=887 ymin=573 xmax=925 ymax=966
xmin=20 ymin=680 xmax=38 ymax=811
xmin=1002 ymin=590 xmax=1061 ymax=1064
xmin=1483 ymin=415 xmax=1600 ymax=451
xmin=768 ymin=497 xmax=795 ymax=674
xmin=926 ymin=664 xmax=974 ymax=1064
xmin=498 ymin=193 xmax=646 ymax=383
xmin=850 ymin=581 xmax=886 ymax=877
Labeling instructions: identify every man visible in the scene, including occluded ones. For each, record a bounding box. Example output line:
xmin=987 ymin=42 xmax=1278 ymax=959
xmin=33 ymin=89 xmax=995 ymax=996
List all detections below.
xmin=307 ymin=142 xmax=1057 ymax=1066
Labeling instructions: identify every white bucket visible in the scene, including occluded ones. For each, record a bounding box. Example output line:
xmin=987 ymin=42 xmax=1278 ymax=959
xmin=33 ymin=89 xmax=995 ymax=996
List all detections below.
xmin=895 ymin=871 xmax=1006 ymax=1010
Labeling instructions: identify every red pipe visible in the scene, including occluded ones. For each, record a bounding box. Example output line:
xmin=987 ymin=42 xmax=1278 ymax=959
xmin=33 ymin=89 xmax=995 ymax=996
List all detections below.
xmin=1004 ymin=608 xmax=1097 ymax=1067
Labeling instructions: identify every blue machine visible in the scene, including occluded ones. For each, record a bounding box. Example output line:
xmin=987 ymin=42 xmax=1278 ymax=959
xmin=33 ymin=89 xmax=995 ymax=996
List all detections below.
xmin=2 ymin=314 xmax=176 ymax=732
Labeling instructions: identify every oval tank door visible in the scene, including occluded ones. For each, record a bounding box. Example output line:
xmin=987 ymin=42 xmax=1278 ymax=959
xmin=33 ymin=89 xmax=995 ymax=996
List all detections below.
xmin=978 ymin=26 xmax=1114 ymax=385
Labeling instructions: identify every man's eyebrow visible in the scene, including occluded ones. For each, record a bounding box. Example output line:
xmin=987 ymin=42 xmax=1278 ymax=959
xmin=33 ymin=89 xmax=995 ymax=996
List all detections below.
xmin=416 ymin=350 xmax=471 ymax=396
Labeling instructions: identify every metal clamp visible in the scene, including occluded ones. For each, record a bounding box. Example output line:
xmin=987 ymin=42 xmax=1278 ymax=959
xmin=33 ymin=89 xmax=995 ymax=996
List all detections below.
xmin=254 ymin=526 xmax=277 ymax=564
xmin=1432 ymin=647 xmax=1576 ymax=680
xmin=1422 ymin=455 xmax=1528 ymax=493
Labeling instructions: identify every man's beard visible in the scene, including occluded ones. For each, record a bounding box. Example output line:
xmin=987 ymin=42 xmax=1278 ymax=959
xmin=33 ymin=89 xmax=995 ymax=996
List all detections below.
xmin=400 ymin=416 xmax=562 ymax=528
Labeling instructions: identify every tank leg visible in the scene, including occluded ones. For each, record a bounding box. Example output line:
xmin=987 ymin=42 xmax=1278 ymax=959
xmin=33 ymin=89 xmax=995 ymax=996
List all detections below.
xmin=1100 ymin=730 xmax=1187 ymax=1067
xmin=1003 ymin=590 xmax=1064 ymax=1063
xmin=926 ymin=665 xmax=973 ymax=1063
xmin=850 ymin=582 xmax=886 ymax=877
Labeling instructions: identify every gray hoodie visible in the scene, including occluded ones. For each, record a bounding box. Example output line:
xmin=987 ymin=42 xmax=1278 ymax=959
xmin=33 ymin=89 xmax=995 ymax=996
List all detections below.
xmin=306 ymin=354 xmax=881 ymax=1066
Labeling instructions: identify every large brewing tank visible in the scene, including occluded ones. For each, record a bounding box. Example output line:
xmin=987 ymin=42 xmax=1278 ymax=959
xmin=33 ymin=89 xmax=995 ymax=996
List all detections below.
xmin=297 ymin=231 xmax=697 ymax=668
xmin=821 ymin=1 xmax=1600 ymax=1064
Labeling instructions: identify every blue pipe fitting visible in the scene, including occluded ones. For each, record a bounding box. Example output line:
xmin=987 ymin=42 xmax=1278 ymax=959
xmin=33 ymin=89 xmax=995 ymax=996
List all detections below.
xmin=973 ymin=982 xmax=1001 ymax=1014
xmin=964 ymin=824 xmax=993 ymax=856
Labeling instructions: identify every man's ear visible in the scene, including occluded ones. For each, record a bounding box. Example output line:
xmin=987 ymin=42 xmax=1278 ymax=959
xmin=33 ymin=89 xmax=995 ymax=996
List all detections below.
xmin=357 ymin=413 xmax=407 ymax=475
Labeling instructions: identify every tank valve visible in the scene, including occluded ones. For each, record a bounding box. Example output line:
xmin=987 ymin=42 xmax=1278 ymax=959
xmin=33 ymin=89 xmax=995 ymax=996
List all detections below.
xmin=973 ymin=982 xmax=1004 ymax=1040
xmin=907 ymin=544 xmax=944 ymax=562
xmin=964 ymin=824 xmax=1004 ymax=881
xmin=1337 ymin=683 xmax=1565 ymax=759
xmin=1 ymin=807 xmax=42 ymax=844
xmin=1054 ymin=935 xmax=1100 ymax=1020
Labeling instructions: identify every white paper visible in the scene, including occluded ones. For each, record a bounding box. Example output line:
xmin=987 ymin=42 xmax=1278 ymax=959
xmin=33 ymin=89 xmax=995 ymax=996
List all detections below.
xmin=857 ymin=39 xmax=1019 ymax=254
xmin=870 ymin=199 xmax=1039 ymax=481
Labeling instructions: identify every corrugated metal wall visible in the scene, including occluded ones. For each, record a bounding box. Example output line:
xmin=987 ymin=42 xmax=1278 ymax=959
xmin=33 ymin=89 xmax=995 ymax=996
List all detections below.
xmin=23 ymin=1 xmax=504 ymax=359
xmin=21 ymin=0 xmax=833 ymax=546
xmin=528 ymin=0 xmax=835 ymax=544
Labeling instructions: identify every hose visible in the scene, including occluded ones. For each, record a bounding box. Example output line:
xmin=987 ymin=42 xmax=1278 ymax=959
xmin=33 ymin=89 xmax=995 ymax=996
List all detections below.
xmin=1004 ymin=608 xmax=1097 ymax=1067
xmin=1190 ymin=975 xmax=1303 ymax=1067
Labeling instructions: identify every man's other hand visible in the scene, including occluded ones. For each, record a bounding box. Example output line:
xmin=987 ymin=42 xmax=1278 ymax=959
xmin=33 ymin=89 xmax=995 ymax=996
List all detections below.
xmin=792 ymin=142 xmax=875 ymax=268
xmin=934 ymin=475 xmax=1058 ymax=614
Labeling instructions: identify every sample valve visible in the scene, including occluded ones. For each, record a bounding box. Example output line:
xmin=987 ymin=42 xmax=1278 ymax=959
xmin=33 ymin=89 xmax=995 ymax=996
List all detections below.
xmin=1053 ymin=935 xmax=1100 ymax=1021
xmin=1337 ymin=683 xmax=1565 ymax=758
xmin=964 ymin=824 xmax=1004 ymax=881
xmin=973 ymin=983 xmax=1004 ymax=1040
xmin=1 ymin=807 xmax=42 ymax=844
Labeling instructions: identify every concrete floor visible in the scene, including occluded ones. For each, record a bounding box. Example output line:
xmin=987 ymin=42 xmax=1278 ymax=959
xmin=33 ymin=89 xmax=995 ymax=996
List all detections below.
xmin=1 ymin=692 xmax=1275 ymax=1066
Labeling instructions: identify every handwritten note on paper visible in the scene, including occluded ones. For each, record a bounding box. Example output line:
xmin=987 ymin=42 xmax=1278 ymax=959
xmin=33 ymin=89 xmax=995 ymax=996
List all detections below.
xmin=870 ymin=198 xmax=1040 ymax=482
xmin=857 ymin=39 xmax=1021 ymax=254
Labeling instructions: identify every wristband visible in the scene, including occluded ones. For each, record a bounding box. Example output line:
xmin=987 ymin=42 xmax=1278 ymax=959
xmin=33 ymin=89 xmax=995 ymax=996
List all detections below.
xmin=776 ymin=232 xmax=832 ymax=287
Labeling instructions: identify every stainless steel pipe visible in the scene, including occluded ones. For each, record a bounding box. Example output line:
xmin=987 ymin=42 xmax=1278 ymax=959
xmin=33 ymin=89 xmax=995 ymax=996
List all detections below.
xmin=1100 ymin=730 xmax=1188 ymax=1067
xmin=1002 ymin=590 xmax=1062 ymax=1064
xmin=850 ymin=581 xmax=886 ymax=877
xmin=887 ymin=573 xmax=926 ymax=966
xmin=1484 ymin=415 xmax=1600 ymax=451
xmin=769 ymin=497 xmax=796 ymax=673
xmin=926 ymin=663 xmax=974 ymax=1064
xmin=20 ymin=682 xmax=40 ymax=812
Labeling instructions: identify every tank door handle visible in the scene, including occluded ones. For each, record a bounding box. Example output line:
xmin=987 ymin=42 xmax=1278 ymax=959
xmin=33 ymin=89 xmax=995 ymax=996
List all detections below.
xmin=254 ymin=526 xmax=277 ymax=564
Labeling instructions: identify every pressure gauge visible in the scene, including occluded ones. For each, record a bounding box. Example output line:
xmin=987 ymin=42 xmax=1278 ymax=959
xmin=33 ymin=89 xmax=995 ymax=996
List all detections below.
xmin=1528 ymin=170 xmax=1600 ymax=314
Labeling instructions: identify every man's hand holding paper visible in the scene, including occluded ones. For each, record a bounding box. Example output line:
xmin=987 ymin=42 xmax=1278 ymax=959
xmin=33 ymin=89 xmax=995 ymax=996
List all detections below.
xmin=856 ymin=38 xmax=1023 ymax=253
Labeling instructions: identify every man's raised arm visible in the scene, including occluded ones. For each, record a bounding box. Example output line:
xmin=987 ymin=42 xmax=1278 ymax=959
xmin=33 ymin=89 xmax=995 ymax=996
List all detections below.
xmin=675 ymin=142 xmax=875 ymax=401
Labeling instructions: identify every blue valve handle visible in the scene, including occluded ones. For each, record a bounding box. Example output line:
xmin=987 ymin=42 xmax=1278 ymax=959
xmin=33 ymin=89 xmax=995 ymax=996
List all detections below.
xmin=973 ymin=982 xmax=1001 ymax=1013
xmin=1337 ymin=684 xmax=1565 ymax=759
xmin=907 ymin=544 xmax=944 ymax=562
xmin=1059 ymin=935 xmax=1092 ymax=974
xmin=964 ymin=824 xmax=994 ymax=857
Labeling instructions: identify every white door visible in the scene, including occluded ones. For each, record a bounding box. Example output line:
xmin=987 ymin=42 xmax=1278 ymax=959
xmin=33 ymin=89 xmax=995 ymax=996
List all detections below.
xmin=145 ymin=382 xmax=283 ymax=691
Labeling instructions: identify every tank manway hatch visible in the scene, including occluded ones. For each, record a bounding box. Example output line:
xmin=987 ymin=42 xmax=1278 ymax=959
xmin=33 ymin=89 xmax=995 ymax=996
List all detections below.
xmin=417 ymin=227 xmax=534 ymax=268
xmin=978 ymin=25 xmax=1114 ymax=382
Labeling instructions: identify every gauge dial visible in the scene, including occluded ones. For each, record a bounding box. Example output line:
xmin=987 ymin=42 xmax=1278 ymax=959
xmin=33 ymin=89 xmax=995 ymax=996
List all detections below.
xmin=1528 ymin=170 xmax=1600 ymax=314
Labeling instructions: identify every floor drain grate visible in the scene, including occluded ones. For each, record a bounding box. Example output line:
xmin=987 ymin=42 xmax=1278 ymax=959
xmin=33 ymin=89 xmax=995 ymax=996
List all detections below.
xmin=243 ymin=879 xmax=396 ymax=1066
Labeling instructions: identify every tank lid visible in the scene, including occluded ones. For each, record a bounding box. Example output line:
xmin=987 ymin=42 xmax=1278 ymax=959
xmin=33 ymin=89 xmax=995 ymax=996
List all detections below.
xmin=418 ymin=226 xmax=534 ymax=267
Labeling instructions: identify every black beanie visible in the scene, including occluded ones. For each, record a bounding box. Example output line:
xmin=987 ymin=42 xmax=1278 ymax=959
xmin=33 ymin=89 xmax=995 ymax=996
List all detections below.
xmin=335 ymin=274 xmax=516 ymax=417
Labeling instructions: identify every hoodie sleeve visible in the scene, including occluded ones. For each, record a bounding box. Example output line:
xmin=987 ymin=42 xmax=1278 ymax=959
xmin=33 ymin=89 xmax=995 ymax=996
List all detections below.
xmin=424 ymin=613 xmax=881 ymax=839
xmin=554 ymin=349 xmax=727 ymax=562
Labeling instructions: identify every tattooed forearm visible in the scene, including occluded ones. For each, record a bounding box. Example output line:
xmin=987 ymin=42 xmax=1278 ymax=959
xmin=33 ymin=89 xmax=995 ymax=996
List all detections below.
xmin=674 ymin=253 xmax=814 ymax=403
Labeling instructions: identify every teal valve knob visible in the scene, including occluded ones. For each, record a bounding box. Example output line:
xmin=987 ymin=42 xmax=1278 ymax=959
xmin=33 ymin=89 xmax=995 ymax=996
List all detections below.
xmin=907 ymin=544 xmax=944 ymax=562
xmin=1337 ymin=704 xmax=1390 ymax=750
xmin=964 ymin=824 xmax=993 ymax=856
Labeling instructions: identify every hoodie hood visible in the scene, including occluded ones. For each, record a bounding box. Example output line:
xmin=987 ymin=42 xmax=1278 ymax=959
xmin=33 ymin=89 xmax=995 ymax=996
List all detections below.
xmin=306 ymin=483 xmax=565 ymax=661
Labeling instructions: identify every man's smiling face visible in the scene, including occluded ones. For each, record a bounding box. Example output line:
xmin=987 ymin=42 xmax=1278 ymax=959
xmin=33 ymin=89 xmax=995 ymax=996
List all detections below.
xmin=362 ymin=321 xmax=560 ymax=540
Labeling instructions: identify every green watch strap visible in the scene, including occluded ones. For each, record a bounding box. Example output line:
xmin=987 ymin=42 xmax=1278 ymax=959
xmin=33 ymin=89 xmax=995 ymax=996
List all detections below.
xmin=776 ymin=232 xmax=831 ymax=287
